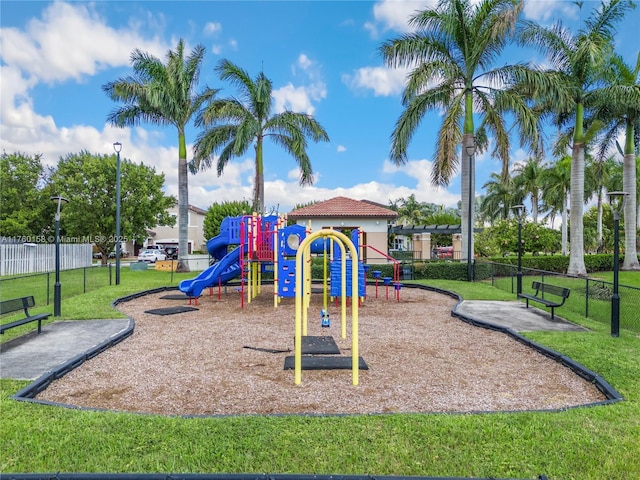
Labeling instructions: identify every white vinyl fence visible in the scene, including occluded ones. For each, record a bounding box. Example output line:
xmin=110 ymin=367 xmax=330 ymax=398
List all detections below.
xmin=0 ymin=243 xmax=92 ymax=276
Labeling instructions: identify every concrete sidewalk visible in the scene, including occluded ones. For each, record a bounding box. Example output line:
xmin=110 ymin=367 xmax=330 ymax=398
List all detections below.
xmin=0 ymin=319 xmax=130 ymax=380
xmin=454 ymin=300 xmax=588 ymax=332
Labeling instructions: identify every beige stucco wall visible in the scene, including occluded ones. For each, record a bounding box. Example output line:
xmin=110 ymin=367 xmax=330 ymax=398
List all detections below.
xmin=412 ymin=233 xmax=432 ymax=260
xmin=294 ymin=217 xmax=391 ymax=264
xmin=149 ymin=207 xmax=207 ymax=254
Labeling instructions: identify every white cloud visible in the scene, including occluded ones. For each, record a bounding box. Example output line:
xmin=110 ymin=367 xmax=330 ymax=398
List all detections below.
xmin=203 ymin=22 xmax=222 ymax=35
xmin=371 ymin=0 xmax=430 ymax=35
xmin=273 ymin=55 xmax=327 ymax=115
xmin=337 ymin=145 xmax=347 ymax=153
xmin=273 ymin=83 xmax=323 ymax=115
xmin=523 ymin=0 xmax=578 ymax=22
xmin=297 ymin=53 xmax=312 ymax=70
xmin=342 ymin=66 xmax=407 ymax=96
xmin=382 ymin=158 xmax=459 ymax=206
xmin=0 ymin=2 xmax=168 ymax=84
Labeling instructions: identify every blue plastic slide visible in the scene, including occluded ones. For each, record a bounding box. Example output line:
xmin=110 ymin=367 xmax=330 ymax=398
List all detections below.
xmin=178 ymin=230 xmax=242 ymax=298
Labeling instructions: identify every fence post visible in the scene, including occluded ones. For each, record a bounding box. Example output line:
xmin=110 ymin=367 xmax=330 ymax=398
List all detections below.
xmin=585 ymin=277 xmax=589 ymax=318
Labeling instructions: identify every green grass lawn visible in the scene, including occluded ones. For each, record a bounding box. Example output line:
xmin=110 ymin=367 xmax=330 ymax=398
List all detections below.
xmin=1 ymin=274 xmax=639 ymax=479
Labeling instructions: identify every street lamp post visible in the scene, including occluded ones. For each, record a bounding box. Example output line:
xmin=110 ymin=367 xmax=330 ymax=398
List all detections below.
xmin=465 ymin=140 xmax=477 ymax=282
xmin=50 ymin=195 xmax=69 ymax=317
xmin=113 ymin=142 xmax=122 ymax=285
xmin=512 ymin=205 xmax=526 ymax=296
xmin=607 ymin=191 xmax=628 ymax=337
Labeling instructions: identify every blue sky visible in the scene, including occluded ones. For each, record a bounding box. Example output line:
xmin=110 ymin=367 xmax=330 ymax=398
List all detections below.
xmin=1 ymin=1 xmax=638 ymax=215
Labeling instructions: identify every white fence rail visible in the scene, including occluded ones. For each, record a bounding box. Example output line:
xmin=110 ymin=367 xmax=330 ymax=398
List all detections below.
xmin=0 ymin=244 xmax=93 ymax=276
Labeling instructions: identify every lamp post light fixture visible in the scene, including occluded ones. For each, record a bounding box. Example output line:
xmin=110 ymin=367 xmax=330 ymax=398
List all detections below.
xmin=607 ymin=191 xmax=628 ymax=337
xmin=512 ymin=204 xmax=526 ymax=296
xmin=50 ymin=195 xmax=69 ymax=317
xmin=113 ymin=142 xmax=122 ymax=286
xmin=465 ymin=139 xmax=477 ymax=282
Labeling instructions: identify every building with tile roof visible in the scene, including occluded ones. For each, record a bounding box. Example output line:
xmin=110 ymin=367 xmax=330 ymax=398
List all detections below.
xmin=288 ymin=196 xmax=398 ymax=263
xmin=146 ymin=204 xmax=208 ymax=255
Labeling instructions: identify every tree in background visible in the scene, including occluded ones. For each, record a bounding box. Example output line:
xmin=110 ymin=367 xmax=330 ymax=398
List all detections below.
xmin=380 ymin=0 xmax=541 ymax=267
xmin=585 ymin=156 xmax=619 ymax=252
xmin=592 ymin=51 xmax=640 ymax=270
xmin=513 ymin=156 xmax=544 ymax=223
xmin=192 ymin=59 xmax=329 ymax=214
xmin=49 ymin=151 xmax=175 ymax=264
xmin=541 ymin=156 xmax=572 ymax=255
xmin=203 ymin=200 xmax=252 ymax=241
xmin=518 ymin=0 xmax=634 ymax=275
xmin=0 ymin=152 xmax=54 ymax=238
xmin=103 ymin=39 xmax=218 ymax=272
xmin=480 ymin=173 xmax=522 ymax=224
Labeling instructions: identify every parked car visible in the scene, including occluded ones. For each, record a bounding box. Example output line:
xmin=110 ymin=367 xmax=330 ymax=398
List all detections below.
xmin=138 ymin=249 xmax=167 ymax=263
xmin=108 ymin=249 xmax=129 ymax=258
xmin=436 ymin=246 xmax=454 ymax=259
xmin=164 ymin=245 xmax=178 ymax=259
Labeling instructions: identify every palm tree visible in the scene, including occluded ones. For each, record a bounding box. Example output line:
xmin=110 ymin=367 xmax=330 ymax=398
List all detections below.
xmin=380 ymin=0 xmax=540 ymax=267
xmin=585 ymin=155 xmax=619 ymax=252
xmin=541 ymin=156 xmax=572 ymax=255
xmin=592 ymin=52 xmax=640 ymax=270
xmin=518 ymin=0 xmax=633 ymax=275
xmin=394 ymin=194 xmax=434 ymax=225
xmin=103 ymin=39 xmax=217 ymax=272
xmin=191 ymin=59 xmax=329 ymax=214
xmin=480 ymin=173 xmax=521 ymax=225
xmin=512 ymin=156 xmax=544 ymax=223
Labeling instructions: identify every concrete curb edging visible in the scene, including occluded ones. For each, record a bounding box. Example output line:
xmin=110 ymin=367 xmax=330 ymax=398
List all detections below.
xmin=10 ymin=284 xmax=622 ymax=413
xmin=403 ymin=283 xmax=623 ymax=407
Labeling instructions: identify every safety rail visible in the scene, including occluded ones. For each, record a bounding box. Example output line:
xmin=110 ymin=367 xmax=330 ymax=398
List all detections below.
xmin=362 ymin=244 xmax=401 ymax=284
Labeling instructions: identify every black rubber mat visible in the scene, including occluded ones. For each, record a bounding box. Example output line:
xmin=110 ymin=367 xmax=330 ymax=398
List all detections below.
xmin=283 ymin=356 xmax=368 ymax=370
xmin=159 ymin=294 xmax=192 ymax=300
xmin=301 ymin=335 xmax=341 ymax=354
xmin=144 ymin=306 xmax=199 ymax=315
xmin=244 ymin=345 xmax=291 ymax=354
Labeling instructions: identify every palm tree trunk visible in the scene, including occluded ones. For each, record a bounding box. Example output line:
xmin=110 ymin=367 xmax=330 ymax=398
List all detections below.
xmin=176 ymin=131 xmax=190 ymax=272
xmin=568 ymin=106 xmax=587 ymax=276
xmin=622 ymin=151 xmax=639 ymax=270
xmin=254 ymin=140 xmax=265 ymax=214
xmin=597 ymin=189 xmax=603 ymax=252
xmin=562 ymin=191 xmax=568 ymax=256
xmin=461 ymin=133 xmax=475 ymax=266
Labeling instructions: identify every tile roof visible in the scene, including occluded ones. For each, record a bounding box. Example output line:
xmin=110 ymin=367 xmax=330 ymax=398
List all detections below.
xmin=288 ymin=196 xmax=398 ymax=219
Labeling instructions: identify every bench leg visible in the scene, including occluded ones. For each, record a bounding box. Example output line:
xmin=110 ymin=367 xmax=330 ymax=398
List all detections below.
xmin=37 ymin=319 xmax=42 ymax=334
xmin=550 ymin=307 xmax=555 ymax=320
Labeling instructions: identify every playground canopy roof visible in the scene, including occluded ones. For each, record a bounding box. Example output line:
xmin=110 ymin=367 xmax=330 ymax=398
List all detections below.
xmin=389 ymin=224 xmax=463 ymax=235
xmin=288 ymin=196 xmax=398 ymax=220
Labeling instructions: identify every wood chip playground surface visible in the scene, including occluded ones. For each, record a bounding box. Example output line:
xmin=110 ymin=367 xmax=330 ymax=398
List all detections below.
xmin=35 ymin=285 xmax=605 ymax=416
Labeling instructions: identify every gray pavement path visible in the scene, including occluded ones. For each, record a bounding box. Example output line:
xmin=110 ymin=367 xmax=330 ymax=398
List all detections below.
xmin=454 ymin=300 xmax=588 ymax=332
xmin=0 ymin=319 xmax=130 ymax=380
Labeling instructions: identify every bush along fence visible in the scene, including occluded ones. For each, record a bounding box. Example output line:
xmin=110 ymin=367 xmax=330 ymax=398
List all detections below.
xmin=364 ymin=255 xmax=639 ymax=334
xmin=476 ymin=260 xmax=640 ymax=334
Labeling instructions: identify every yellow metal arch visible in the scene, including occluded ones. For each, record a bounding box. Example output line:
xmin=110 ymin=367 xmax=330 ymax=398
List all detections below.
xmin=294 ymin=229 xmax=360 ymax=385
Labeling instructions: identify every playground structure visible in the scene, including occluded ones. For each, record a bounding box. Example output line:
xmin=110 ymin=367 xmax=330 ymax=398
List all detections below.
xmin=179 ymin=213 xmax=402 ymax=384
